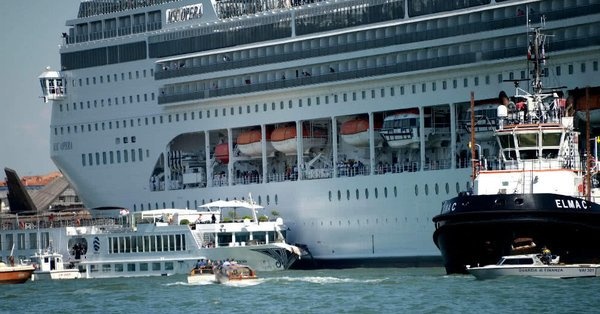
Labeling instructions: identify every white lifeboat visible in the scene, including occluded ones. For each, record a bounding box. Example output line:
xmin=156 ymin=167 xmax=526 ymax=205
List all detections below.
xmin=340 ymin=118 xmax=382 ymax=147
xmin=271 ymin=126 xmax=327 ymax=155
xmin=236 ymin=130 xmax=274 ymax=157
xmin=380 ymin=109 xmax=423 ymax=149
xmin=465 ymin=104 xmax=500 ymax=141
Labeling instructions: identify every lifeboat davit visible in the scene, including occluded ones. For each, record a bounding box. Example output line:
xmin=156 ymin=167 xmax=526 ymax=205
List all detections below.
xmin=340 ymin=118 xmax=382 ymax=147
xmin=214 ymin=143 xmax=229 ymax=164
xmin=271 ymin=126 xmax=327 ymax=155
xmin=236 ymin=130 xmax=275 ymax=157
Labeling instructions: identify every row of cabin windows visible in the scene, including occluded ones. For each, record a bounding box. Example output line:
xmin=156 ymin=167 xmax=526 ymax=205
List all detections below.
xmin=59 ymin=93 xmax=155 ymax=113
xmin=133 ymin=194 xmax=278 ymax=212
xmin=71 ymin=68 xmax=153 ymax=88
xmin=81 ymin=149 xmax=149 ymax=167
xmin=329 ymin=182 xmax=469 ymax=201
xmin=54 ymin=59 xmax=598 ymax=136
xmin=108 ymin=234 xmax=185 ymax=254
xmin=1 ymin=232 xmax=50 ymax=251
xmin=89 ymin=261 xmax=174 ymax=273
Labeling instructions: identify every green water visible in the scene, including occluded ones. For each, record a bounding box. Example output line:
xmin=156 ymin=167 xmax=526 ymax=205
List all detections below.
xmin=2 ymin=268 xmax=599 ymax=313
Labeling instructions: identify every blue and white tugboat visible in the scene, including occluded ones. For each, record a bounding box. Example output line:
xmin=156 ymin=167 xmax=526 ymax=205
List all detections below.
xmin=433 ymin=24 xmax=600 ymax=274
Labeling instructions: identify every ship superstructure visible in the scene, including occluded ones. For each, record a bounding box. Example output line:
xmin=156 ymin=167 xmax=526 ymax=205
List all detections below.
xmin=34 ymin=0 xmax=600 ymax=265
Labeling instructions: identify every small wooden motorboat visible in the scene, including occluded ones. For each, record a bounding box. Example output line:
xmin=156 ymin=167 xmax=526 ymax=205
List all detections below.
xmin=187 ymin=266 xmax=215 ymax=284
xmin=214 ymin=263 xmax=258 ymax=284
xmin=0 ymin=257 xmax=35 ymax=284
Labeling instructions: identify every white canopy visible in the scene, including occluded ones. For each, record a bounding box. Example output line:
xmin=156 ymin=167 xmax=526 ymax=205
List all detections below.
xmin=199 ymin=199 xmax=263 ymax=210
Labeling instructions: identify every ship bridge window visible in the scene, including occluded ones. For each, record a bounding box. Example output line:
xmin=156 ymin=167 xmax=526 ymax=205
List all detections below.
xmin=517 ymin=133 xmax=538 ymax=147
xmin=519 ymin=149 xmax=538 ymax=160
xmin=542 ymin=133 xmax=562 ymax=146
xmin=498 ymin=134 xmax=513 ymax=149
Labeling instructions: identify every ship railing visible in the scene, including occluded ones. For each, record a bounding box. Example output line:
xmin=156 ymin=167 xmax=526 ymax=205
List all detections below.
xmin=77 ymin=0 xmax=180 ymax=19
xmin=479 ymin=157 xmax=583 ymax=172
xmin=0 ymin=216 xmax=120 ymax=232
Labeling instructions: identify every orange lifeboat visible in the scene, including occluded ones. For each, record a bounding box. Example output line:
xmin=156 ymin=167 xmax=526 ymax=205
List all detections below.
xmin=236 ymin=130 xmax=274 ymax=157
xmin=271 ymin=126 xmax=327 ymax=155
xmin=214 ymin=143 xmax=229 ymax=164
xmin=340 ymin=118 xmax=382 ymax=147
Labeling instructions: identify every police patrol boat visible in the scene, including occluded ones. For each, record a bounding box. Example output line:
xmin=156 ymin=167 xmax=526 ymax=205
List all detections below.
xmin=433 ymin=23 xmax=600 ymax=274
xmin=467 ymin=253 xmax=600 ymax=280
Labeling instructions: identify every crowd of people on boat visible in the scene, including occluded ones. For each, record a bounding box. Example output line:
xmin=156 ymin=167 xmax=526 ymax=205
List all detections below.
xmin=191 ymin=258 xmax=239 ymax=273
xmin=498 ymin=90 xmax=574 ymax=126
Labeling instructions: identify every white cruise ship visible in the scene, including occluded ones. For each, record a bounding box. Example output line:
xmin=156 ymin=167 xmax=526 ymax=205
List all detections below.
xmin=38 ymin=0 xmax=600 ymax=267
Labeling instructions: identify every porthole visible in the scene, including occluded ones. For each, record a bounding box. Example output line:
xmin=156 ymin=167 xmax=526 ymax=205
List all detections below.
xmin=258 ymin=196 xmax=262 ymax=205
xmin=415 ymin=185 xmax=419 ymax=196
xmin=346 ymin=190 xmax=350 ymax=200
xmin=374 ymin=188 xmax=379 ymax=199
xmin=365 ymin=188 xmax=369 ymax=199
xmin=275 ymin=194 xmax=278 ymax=204
xmin=266 ymin=195 xmax=270 ymax=205
xmin=456 ymin=182 xmax=460 ymax=194
xmin=445 ymin=183 xmax=450 ymax=194
xmin=328 ymin=191 xmax=332 ymax=202
xmin=384 ymin=187 xmax=388 ymax=198
xmin=337 ymin=190 xmax=341 ymax=201
xmin=394 ymin=186 xmax=398 ymax=197
xmin=355 ymin=189 xmax=359 ymax=200
xmin=435 ymin=183 xmax=439 ymax=195
xmin=425 ymin=184 xmax=429 ymax=196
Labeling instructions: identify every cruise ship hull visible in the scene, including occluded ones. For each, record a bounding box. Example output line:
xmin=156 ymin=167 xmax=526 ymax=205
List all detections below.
xmin=433 ymin=194 xmax=600 ymax=274
xmin=38 ymin=0 xmax=600 ymax=267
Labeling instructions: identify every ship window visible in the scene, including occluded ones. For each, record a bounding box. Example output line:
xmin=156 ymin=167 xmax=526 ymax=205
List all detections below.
xmin=581 ymin=63 xmax=586 ymax=73
xmin=463 ymin=78 xmax=468 ymax=87
xmin=334 ymin=95 xmax=338 ymax=103
xmin=509 ymin=72 xmax=514 ymax=80
xmin=485 ymin=75 xmax=490 ymax=85
xmin=82 ymin=154 xmax=86 ymax=166
xmin=425 ymin=184 xmax=429 ymax=195
xmin=355 ymin=189 xmax=359 ymax=200
xmin=140 ymin=263 xmax=148 ymax=271
xmin=352 ymin=92 xmax=357 ymax=101
xmin=346 ymin=190 xmax=350 ymax=200
xmin=456 ymin=182 xmax=460 ymax=194
xmin=198 ymin=111 xmax=202 ymax=119
xmin=431 ymin=82 xmax=436 ymax=91
xmin=206 ymin=110 xmax=210 ymax=118
xmin=474 ymin=77 xmax=479 ymax=86
xmin=390 ymin=87 xmax=395 ymax=96
xmin=116 ymin=151 xmax=121 ymax=163
xmin=381 ymin=88 xmax=385 ymax=97
xmin=394 ymin=186 xmax=398 ymax=197
xmin=517 ymin=133 xmax=537 ymax=147
xmin=110 ymin=151 xmax=114 ymax=164
xmin=362 ymin=91 xmax=366 ymax=99
xmin=325 ymin=96 xmax=329 ymax=104
xmin=421 ymin=84 xmax=426 ymax=92
xmin=400 ymin=86 xmax=404 ymax=95
xmin=328 ymin=191 xmax=332 ymax=202
xmin=123 ymin=150 xmax=128 ymax=162
xmin=95 ymin=153 xmax=100 ymax=165
xmin=102 ymin=264 xmax=111 ymax=272
xmin=102 ymin=152 xmax=107 ymax=165
xmin=86 ymin=78 xmax=89 ymax=85
xmin=371 ymin=90 xmax=375 ymax=98
xmin=384 ymin=187 xmax=388 ymax=198
xmin=445 ymin=183 xmax=450 ymax=194
xmin=231 ymin=107 xmax=235 ymax=115
xmin=435 ymin=184 xmax=439 ymax=195
xmin=374 ymin=188 xmax=378 ymax=199
xmin=337 ymin=190 xmax=341 ymax=201
xmin=414 ymin=185 xmax=419 ymax=196
xmin=254 ymin=104 xmax=258 ymax=112
xmin=365 ymin=188 xmax=369 ymax=199
xmin=275 ymin=194 xmax=278 ymax=205
xmin=542 ymin=133 xmax=561 ymax=146
xmin=498 ymin=134 xmax=513 ymax=149
xmin=411 ymin=85 xmax=416 ymax=94
xmin=594 ymin=61 xmax=598 ymax=71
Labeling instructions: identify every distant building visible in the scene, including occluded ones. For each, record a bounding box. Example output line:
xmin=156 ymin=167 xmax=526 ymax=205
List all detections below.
xmin=0 ymin=171 xmax=83 ymax=213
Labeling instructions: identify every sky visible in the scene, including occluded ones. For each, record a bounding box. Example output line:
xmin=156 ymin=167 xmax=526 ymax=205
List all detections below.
xmin=0 ymin=0 xmax=80 ymax=176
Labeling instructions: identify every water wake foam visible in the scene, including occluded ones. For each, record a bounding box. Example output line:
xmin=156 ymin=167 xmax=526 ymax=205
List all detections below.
xmin=267 ymin=276 xmax=387 ymax=284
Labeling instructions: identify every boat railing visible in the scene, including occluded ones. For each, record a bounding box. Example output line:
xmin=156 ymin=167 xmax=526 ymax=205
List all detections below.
xmin=0 ymin=216 xmax=121 ymax=232
xmin=479 ymin=157 xmax=583 ymax=172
